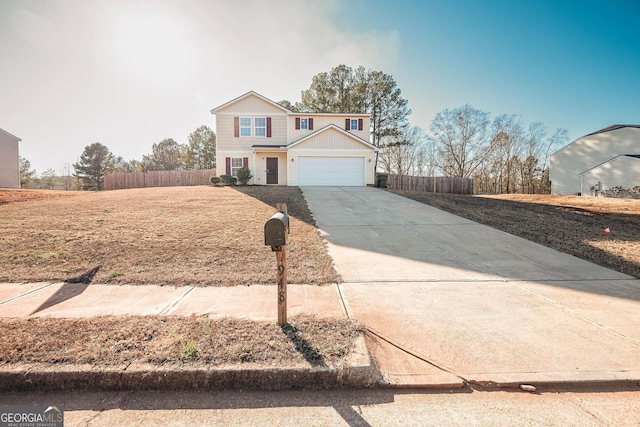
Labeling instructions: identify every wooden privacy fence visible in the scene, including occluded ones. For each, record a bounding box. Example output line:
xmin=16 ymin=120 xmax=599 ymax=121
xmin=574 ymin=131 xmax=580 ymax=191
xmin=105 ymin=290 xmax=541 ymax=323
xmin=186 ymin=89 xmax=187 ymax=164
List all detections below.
xmin=386 ymin=174 xmax=473 ymax=194
xmin=104 ymin=169 xmax=217 ymax=191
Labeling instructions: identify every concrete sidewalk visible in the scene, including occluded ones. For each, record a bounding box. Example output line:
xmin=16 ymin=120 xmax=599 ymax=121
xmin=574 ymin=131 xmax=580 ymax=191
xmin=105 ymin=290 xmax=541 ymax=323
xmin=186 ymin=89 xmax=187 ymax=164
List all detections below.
xmin=0 ymin=282 xmax=382 ymax=391
xmin=0 ymin=282 xmax=346 ymax=319
xmin=302 ymin=186 xmax=640 ymax=388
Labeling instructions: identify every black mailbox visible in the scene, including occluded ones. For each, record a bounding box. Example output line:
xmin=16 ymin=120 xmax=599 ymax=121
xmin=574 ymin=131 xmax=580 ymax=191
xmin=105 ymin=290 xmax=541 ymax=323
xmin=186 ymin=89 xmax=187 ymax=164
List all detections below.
xmin=264 ymin=211 xmax=289 ymax=248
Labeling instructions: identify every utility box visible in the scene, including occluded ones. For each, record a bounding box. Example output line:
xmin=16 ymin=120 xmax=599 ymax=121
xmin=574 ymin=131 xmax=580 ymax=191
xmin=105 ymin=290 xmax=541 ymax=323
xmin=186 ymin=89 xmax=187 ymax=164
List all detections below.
xmin=264 ymin=211 xmax=289 ymax=248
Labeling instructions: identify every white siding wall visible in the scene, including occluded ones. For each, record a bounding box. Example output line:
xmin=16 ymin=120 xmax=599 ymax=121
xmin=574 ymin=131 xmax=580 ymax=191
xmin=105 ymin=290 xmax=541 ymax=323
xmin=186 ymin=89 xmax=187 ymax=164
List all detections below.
xmin=581 ymin=156 xmax=640 ymax=195
xmin=0 ymin=131 xmax=20 ymax=188
xmin=550 ymin=127 xmax=640 ymax=195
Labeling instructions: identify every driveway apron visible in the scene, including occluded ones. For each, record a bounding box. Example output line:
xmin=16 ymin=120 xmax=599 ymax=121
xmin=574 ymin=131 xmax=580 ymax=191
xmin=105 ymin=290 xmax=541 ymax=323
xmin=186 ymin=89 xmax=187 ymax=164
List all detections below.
xmin=302 ymin=186 xmax=640 ymax=386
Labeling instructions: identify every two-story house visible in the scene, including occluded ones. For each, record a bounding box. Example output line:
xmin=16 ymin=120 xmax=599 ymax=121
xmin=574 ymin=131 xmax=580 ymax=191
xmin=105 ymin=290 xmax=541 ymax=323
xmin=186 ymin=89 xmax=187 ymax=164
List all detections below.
xmin=210 ymin=91 xmax=377 ymax=186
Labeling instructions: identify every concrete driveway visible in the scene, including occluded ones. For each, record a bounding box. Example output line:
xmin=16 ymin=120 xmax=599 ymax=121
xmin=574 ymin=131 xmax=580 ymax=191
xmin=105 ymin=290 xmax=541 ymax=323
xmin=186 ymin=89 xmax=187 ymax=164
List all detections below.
xmin=302 ymin=186 xmax=640 ymax=387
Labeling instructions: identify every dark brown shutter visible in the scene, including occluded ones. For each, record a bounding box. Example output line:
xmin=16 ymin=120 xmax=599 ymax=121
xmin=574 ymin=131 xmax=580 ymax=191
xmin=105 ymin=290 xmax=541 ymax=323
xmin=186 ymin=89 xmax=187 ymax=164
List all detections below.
xmin=225 ymin=157 xmax=231 ymax=175
xmin=295 ymin=117 xmax=300 ymax=130
xmin=243 ymin=157 xmax=249 ymax=168
xmin=358 ymin=118 xmax=363 ymax=131
xmin=234 ymin=117 xmax=239 ymax=137
xmin=345 ymin=118 xmax=350 ymax=130
xmin=309 ymin=118 xmax=313 ymax=130
xmin=266 ymin=117 xmax=272 ymax=137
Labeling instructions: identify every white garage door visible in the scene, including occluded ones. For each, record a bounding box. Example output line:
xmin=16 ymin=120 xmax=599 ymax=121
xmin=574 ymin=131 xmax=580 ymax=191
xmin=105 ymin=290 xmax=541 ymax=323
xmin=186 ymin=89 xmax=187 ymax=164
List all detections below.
xmin=298 ymin=157 xmax=365 ymax=186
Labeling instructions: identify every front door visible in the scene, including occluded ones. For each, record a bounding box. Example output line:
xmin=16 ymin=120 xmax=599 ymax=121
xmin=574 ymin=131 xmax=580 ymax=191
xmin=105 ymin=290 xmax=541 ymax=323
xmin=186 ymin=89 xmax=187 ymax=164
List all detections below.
xmin=266 ymin=158 xmax=278 ymax=184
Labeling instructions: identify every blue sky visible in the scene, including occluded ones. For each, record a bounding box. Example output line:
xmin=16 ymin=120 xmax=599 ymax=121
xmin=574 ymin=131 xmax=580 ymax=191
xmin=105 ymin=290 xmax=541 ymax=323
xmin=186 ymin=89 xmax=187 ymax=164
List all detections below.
xmin=1 ymin=0 xmax=638 ymax=174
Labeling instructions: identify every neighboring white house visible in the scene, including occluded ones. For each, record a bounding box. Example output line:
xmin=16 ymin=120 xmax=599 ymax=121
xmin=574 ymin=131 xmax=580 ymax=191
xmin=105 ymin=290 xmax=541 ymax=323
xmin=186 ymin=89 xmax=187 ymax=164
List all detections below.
xmin=210 ymin=91 xmax=377 ymax=186
xmin=0 ymin=128 xmax=21 ymax=189
xmin=550 ymin=124 xmax=640 ymax=195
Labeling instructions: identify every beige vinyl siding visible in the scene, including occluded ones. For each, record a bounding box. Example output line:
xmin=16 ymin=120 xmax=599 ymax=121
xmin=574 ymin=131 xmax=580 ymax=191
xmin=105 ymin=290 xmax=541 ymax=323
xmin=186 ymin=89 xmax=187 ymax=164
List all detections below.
xmin=215 ymin=94 xmax=287 ymax=115
xmin=292 ymin=128 xmax=371 ymax=150
xmin=289 ymin=115 xmax=370 ymax=143
xmin=581 ymin=156 xmax=640 ymax=195
xmin=288 ymin=129 xmax=375 ymax=186
xmin=216 ymin=114 xmax=287 ymax=151
xmin=550 ymin=127 xmax=640 ymax=195
xmin=0 ymin=130 xmax=20 ymax=188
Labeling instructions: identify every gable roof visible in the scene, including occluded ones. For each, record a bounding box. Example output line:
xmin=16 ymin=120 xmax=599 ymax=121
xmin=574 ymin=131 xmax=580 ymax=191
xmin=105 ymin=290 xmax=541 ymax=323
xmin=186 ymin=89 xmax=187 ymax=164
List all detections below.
xmin=579 ymin=154 xmax=640 ymax=175
xmin=287 ymin=124 xmax=377 ymax=151
xmin=584 ymin=124 xmax=640 ymax=137
xmin=0 ymin=128 xmax=21 ymax=142
xmin=210 ymin=91 xmax=291 ymax=114
xmin=551 ymin=124 xmax=640 ymax=157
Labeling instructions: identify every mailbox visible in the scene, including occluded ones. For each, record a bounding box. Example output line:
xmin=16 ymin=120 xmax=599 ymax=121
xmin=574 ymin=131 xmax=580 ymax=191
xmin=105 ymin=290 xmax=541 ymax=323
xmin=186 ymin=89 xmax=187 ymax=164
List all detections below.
xmin=264 ymin=211 xmax=289 ymax=248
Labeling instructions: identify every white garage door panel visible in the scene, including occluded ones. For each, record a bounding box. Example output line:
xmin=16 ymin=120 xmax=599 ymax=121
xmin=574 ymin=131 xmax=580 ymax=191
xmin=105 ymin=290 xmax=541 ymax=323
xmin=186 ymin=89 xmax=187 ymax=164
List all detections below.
xmin=298 ymin=157 xmax=365 ymax=186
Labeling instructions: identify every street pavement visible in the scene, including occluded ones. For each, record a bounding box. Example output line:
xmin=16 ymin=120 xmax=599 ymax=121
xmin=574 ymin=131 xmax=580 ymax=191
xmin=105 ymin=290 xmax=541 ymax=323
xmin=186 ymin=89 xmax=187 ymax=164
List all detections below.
xmin=3 ymin=387 xmax=640 ymax=426
xmin=301 ymin=186 xmax=640 ymax=388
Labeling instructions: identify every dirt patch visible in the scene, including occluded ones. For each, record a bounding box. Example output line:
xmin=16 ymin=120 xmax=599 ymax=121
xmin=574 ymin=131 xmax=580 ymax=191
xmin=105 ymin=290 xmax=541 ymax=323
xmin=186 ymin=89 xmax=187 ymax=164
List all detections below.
xmin=388 ymin=190 xmax=640 ymax=278
xmin=0 ymin=186 xmax=339 ymax=286
xmin=0 ymin=315 xmax=361 ymax=368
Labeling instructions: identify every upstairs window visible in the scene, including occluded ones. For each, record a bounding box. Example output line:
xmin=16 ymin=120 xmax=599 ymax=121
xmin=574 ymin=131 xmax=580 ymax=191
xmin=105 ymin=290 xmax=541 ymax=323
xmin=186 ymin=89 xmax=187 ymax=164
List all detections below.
xmin=240 ymin=117 xmax=252 ymax=137
xmin=254 ymin=117 xmax=266 ymax=137
xmin=345 ymin=118 xmax=363 ymax=131
xmin=295 ymin=117 xmax=314 ymax=130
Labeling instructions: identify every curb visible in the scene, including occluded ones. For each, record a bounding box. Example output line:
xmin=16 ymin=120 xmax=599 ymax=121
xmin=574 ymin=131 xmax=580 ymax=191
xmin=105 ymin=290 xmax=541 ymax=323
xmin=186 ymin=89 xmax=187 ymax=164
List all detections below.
xmin=0 ymin=337 xmax=383 ymax=392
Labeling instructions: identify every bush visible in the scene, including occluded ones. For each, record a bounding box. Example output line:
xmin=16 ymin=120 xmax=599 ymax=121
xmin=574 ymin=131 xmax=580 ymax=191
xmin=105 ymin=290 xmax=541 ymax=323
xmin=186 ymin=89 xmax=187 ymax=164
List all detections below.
xmin=210 ymin=176 xmax=221 ymax=185
xmin=219 ymin=175 xmax=237 ymax=185
xmin=236 ymin=167 xmax=252 ymax=185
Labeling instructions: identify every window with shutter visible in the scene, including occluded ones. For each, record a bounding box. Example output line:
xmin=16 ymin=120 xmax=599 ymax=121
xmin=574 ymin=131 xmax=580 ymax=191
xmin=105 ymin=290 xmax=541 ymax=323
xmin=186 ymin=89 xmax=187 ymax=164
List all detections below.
xmin=231 ymin=157 xmax=243 ymax=176
xmin=240 ymin=117 xmax=252 ymax=137
xmin=255 ymin=117 xmax=266 ymax=137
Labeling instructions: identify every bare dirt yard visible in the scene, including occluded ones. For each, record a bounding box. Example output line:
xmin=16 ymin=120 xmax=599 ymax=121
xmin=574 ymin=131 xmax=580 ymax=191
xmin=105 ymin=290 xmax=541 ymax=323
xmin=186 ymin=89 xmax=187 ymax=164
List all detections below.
xmin=0 ymin=186 xmax=339 ymax=286
xmin=388 ymin=190 xmax=640 ymax=278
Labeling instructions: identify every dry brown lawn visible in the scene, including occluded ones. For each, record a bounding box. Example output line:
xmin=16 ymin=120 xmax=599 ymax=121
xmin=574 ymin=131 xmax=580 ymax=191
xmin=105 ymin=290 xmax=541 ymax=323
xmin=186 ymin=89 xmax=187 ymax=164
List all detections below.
xmin=0 ymin=314 xmax=361 ymax=367
xmin=5 ymin=186 xmax=639 ymax=372
xmin=0 ymin=186 xmax=339 ymax=286
xmin=389 ymin=190 xmax=640 ymax=278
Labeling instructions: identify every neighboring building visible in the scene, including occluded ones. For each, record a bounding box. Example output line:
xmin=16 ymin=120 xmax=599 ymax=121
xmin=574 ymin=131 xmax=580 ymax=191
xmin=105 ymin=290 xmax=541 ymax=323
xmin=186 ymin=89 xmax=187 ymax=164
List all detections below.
xmin=550 ymin=125 xmax=640 ymax=196
xmin=0 ymin=128 xmax=21 ymax=189
xmin=210 ymin=91 xmax=377 ymax=186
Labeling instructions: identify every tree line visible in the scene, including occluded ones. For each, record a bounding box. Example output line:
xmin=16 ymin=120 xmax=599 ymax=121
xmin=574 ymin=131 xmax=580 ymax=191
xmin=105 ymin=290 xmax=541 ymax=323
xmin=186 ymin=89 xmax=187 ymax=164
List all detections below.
xmin=280 ymin=64 xmax=568 ymax=194
xmin=20 ymin=125 xmax=216 ymax=191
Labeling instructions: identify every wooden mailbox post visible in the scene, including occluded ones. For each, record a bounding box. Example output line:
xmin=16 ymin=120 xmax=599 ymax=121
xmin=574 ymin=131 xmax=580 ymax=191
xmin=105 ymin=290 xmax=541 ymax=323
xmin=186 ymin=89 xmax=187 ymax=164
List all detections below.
xmin=264 ymin=203 xmax=289 ymax=325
